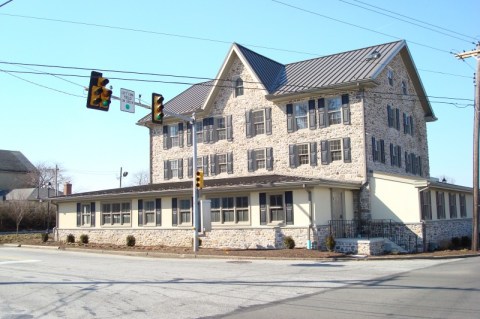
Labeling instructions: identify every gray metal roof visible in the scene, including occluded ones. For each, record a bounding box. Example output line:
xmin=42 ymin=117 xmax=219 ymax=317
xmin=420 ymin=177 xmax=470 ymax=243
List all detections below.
xmin=273 ymin=41 xmax=403 ymax=95
xmin=137 ymin=40 xmax=434 ymax=125
xmin=0 ymin=150 xmax=36 ymax=173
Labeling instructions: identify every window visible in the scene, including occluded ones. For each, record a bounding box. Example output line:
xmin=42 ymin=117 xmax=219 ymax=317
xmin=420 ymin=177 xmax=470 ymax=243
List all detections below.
xmin=330 ymin=140 xmax=342 ymax=162
xmin=169 ymin=125 xmax=179 ymax=147
xmin=269 ymin=194 xmax=284 ymax=222
xmin=294 ymin=103 xmax=308 ymax=129
xmin=449 ymin=193 xmax=457 ymax=219
xmin=235 ymin=78 xmax=244 ymax=97
xmin=248 ymin=148 xmax=273 ymax=172
xmin=121 ymin=203 xmax=131 ymax=224
xmin=459 ymin=194 xmax=467 ymax=218
xmin=179 ymin=199 xmax=191 ymax=224
xmin=390 ymin=144 xmax=401 ymax=167
xmin=289 ymin=143 xmax=316 ymax=168
xmin=195 ymin=121 xmax=203 ymax=144
xmin=210 ymin=196 xmax=249 ymax=224
xmin=326 ymin=96 xmax=342 ymax=125
xmin=402 ymin=80 xmax=407 ymax=95
xmin=387 ymin=69 xmax=394 ymax=86
xmin=216 ymin=117 xmax=227 ymax=141
xmin=387 ymin=105 xmax=400 ymax=130
xmin=145 ymin=200 xmax=155 ymax=224
xmin=436 ymin=191 xmax=445 ymax=219
xmin=372 ymin=137 xmax=385 ymax=163
xmin=320 ymin=138 xmax=351 ymax=165
xmin=252 ymin=110 xmax=265 ymax=135
xmin=420 ymin=191 xmax=432 ymax=220
xmin=218 ymin=154 xmax=228 ymax=174
xmin=81 ymin=204 xmax=91 ymax=226
xmin=170 ymin=160 xmax=179 ymax=178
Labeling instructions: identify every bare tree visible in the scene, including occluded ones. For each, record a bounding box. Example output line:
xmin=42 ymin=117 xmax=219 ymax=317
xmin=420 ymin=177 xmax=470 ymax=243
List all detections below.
xmin=7 ymin=192 xmax=33 ymax=235
xmin=131 ymin=170 xmax=150 ymax=186
xmin=26 ymin=162 xmax=71 ymax=192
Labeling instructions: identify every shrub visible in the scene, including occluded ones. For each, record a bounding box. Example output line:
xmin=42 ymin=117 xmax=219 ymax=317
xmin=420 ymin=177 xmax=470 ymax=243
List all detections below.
xmin=66 ymin=234 xmax=75 ymax=243
xmin=461 ymin=236 xmax=471 ymax=248
xmin=325 ymin=234 xmax=336 ymax=252
xmin=283 ymin=236 xmax=295 ymax=249
xmin=126 ymin=235 xmax=136 ymax=247
xmin=40 ymin=233 xmax=48 ymax=243
xmin=451 ymin=237 xmax=461 ymax=249
xmin=79 ymin=234 xmax=89 ymax=244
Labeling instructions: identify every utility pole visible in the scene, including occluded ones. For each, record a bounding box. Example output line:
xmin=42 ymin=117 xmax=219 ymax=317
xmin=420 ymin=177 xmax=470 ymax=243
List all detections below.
xmin=455 ymin=44 xmax=480 ymax=251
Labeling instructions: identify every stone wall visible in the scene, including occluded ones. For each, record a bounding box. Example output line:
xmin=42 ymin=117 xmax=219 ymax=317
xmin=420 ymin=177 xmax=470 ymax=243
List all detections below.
xmin=57 ymin=227 xmax=312 ymax=250
xmin=424 ymin=219 xmax=472 ymax=249
xmin=334 ymin=238 xmax=385 ymax=256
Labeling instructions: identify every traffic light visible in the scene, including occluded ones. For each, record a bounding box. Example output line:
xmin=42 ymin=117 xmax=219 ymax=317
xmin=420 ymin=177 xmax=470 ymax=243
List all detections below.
xmin=87 ymin=71 xmax=112 ymax=111
xmin=152 ymin=93 xmax=165 ymax=124
xmin=195 ymin=170 xmax=204 ymax=189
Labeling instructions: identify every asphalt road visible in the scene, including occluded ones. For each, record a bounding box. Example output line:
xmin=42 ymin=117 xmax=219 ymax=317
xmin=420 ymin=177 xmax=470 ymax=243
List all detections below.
xmin=0 ymin=247 xmax=478 ymax=319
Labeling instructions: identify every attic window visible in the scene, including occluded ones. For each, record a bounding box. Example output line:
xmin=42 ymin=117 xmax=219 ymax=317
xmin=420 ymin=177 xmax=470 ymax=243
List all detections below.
xmin=366 ymin=50 xmax=381 ymax=61
xmin=235 ymin=78 xmax=244 ymax=97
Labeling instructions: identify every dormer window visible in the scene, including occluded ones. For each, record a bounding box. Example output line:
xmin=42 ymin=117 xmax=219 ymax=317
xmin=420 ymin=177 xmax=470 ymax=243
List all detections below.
xmin=235 ymin=78 xmax=244 ymax=97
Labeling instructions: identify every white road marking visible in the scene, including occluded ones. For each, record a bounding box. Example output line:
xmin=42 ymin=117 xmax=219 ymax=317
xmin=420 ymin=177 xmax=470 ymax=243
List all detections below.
xmin=0 ymin=260 xmax=41 ymax=265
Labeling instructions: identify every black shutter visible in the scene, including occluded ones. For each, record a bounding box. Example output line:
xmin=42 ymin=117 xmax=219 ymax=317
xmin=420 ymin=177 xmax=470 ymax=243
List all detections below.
xmin=343 ymin=137 xmax=351 ymax=163
xmin=245 ymin=110 xmax=253 ymax=138
xmin=266 ymin=147 xmax=274 ymax=171
xmin=172 ymin=198 xmax=178 ymax=226
xmin=210 ymin=117 xmax=216 ymax=143
xmin=318 ymin=98 xmax=326 ymax=128
xmin=259 ymin=193 xmax=267 ymax=225
xmin=285 ymin=191 xmax=294 ymax=225
xmin=341 ymin=94 xmax=350 ymax=125
xmin=405 ymin=152 xmax=409 ymax=173
xmin=403 ymin=113 xmax=407 ymax=134
xmin=138 ymin=199 xmax=143 ymax=226
xmin=397 ymin=146 xmax=402 ymax=167
xmin=390 ymin=143 xmax=394 ymax=166
xmin=289 ymin=144 xmax=297 ymax=168
xmin=178 ymin=123 xmax=184 ymax=148
xmin=210 ymin=154 xmax=217 ymax=176
xmin=321 ymin=140 xmax=329 ymax=165
xmin=203 ymin=118 xmax=210 ymax=143
xmin=186 ymin=122 xmax=192 ymax=146
xmin=226 ymin=115 xmax=233 ymax=141
xmin=309 ymin=142 xmax=317 ymax=166
xmin=188 ymin=157 xmax=193 ymax=178
xmin=410 ymin=116 xmax=414 ymax=136
xmin=395 ymin=109 xmax=400 ymax=130
xmin=227 ymin=152 xmax=233 ymax=174
xmin=265 ymin=108 xmax=272 ymax=135
xmin=178 ymin=159 xmax=184 ymax=179
xmin=248 ymin=149 xmax=254 ymax=172
xmin=76 ymin=203 xmax=81 ymax=227
xmin=380 ymin=140 xmax=385 ymax=163
xmin=418 ymin=156 xmax=422 ymax=176
xmin=163 ymin=160 xmax=170 ymax=180
xmin=286 ymin=104 xmax=294 ymax=133
xmin=163 ymin=126 xmax=169 ymax=149
xmin=155 ymin=199 xmax=162 ymax=226
xmin=308 ymin=99 xmax=316 ymax=130
xmin=372 ymin=137 xmax=377 ymax=161
xmin=387 ymin=105 xmax=392 ymax=127
xmin=90 ymin=202 xmax=95 ymax=227
xmin=203 ymin=155 xmax=209 ymax=176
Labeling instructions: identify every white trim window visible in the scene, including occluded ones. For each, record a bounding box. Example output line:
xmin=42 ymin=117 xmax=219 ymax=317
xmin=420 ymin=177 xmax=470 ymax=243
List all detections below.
xmin=217 ymin=154 xmax=228 ymax=174
xmin=81 ymin=204 xmax=91 ymax=226
xmin=235 ymin=78 xmax=244 ymax=97
xmin=269 ymin=194 xmax=284 ymax=222
xmin=210 ymin=196 xmax=249 ymax=224
xmin=329 ymin=139 xmax=342 ymax=161
xmin=216 ymin=117 xmax=227 ymax=141
xmin=252 ymin=110 xmax=265 ymax=135
xmin=144 ymin=200 xmax=155 ymax=225
xmin=326 ymin=96 xmax=342 ymax=125
xmin=169 ymin=125 xmax=179 ymax=147
xmin=294 ymin=103 xmax=308 ymax=129
xmin=179 ymin=199 xmax=191 ymax=224
xmin=170 ymin=159 xmax=179 ymax=178
xmin=195 ymin=121 xmax=203 ymax=144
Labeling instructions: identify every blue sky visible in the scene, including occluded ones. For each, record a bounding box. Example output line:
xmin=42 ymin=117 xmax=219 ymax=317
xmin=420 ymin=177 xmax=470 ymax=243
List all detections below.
xmin=0 ymin=0 xmax=478 ymax=192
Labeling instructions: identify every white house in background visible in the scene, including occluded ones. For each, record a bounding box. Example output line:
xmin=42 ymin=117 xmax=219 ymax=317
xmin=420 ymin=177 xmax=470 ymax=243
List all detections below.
xmin=53 ymin=40 xmax=473 ymax=255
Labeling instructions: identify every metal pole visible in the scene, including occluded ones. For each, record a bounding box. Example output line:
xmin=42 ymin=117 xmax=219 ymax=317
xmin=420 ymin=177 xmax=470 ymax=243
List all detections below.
xmin=473 ymin=50 xmax=480 ymax=251
xmin=192 ymin=114 xmax=199 ymax=253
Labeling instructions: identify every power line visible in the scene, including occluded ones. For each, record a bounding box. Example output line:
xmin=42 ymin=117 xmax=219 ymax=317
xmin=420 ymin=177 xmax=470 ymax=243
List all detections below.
xmin=344 ymin=0 xmax=478 ymax=43
xmin=1 ymin=68 xmax=473 ymax=106
xmin=0 ymin=0 xmax=14 ymax=8
xmin=339 ymin=0 xmax=476 ymax=44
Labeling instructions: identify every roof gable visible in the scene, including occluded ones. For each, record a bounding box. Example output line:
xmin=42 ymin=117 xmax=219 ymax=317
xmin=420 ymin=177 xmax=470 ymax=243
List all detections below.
xmin=0 ymin=150 xmax=36 ymax=173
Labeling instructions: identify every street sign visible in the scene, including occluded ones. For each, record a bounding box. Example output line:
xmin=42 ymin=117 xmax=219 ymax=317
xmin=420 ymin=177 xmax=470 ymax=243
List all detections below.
xmin=120 ymin=88 xmax=135 ymax=113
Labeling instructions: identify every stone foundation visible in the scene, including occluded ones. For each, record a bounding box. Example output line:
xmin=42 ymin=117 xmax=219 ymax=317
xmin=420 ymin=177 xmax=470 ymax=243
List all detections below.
xmin=335 ymin=238 xmax=385 ymax=255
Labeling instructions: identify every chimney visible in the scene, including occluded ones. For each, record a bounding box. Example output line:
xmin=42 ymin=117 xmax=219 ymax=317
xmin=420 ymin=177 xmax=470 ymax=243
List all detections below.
xmin=64 ymin=183 xmax=72 ymax=195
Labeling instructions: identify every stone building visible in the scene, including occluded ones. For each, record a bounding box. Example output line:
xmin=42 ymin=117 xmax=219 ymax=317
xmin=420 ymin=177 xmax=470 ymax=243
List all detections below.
xmin=54 ymin=40 xmax=473 ymax=255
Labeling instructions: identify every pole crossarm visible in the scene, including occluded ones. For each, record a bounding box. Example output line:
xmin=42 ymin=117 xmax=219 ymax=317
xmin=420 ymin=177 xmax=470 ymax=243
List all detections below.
xmin=455 ymin=49 xmax=480 ymax=60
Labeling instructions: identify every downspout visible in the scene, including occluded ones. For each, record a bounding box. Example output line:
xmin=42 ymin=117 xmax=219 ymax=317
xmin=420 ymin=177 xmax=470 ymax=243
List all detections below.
xmin=304 ymin=184 xmax=313 ymax=249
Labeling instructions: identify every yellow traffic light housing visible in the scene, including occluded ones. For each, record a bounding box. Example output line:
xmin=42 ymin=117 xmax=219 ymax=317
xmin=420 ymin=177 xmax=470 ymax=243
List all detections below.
xmin=152 ymin=93 xmax=165 ymax=124
xmin=87 ymin=71 xmax=111 ymax=111
xmin=195 ymin=170 xmax=204 ymax=189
